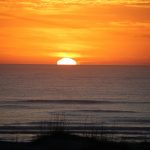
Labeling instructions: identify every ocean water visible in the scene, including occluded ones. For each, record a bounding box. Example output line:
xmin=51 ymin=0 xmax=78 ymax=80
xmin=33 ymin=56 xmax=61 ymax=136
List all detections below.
xmin=0 ymin=65 xmax=150 ymax=141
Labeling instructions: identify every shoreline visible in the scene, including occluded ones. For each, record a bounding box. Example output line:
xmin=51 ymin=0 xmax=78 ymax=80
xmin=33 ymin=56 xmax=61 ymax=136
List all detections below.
xmin=0 ymin=123 xmax=150 ymax=142
xmin=0 ymin=131 xmax=150 ymax=150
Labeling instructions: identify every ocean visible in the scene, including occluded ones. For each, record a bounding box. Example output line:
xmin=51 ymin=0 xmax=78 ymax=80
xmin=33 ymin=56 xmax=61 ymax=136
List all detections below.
xmin=0 ymin=65 xmax=150 ymax=141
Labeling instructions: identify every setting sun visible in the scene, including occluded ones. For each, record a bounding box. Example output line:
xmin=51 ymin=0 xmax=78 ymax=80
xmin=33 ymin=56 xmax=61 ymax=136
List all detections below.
xmin=57 ymin=58 xmax=77 ymax=65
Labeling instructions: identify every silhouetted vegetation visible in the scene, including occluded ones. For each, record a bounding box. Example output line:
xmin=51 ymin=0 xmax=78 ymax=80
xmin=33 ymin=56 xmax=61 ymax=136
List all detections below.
xmin=0 ymin=113 xmax=150 ymax=150
xmin=0 ymin=132 xmax=150 ymax=150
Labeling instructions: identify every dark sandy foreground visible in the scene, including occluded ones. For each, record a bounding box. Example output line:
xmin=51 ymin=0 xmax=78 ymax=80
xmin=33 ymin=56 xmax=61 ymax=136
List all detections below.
xmin=0 ymin=133 xmax=150 ymax=150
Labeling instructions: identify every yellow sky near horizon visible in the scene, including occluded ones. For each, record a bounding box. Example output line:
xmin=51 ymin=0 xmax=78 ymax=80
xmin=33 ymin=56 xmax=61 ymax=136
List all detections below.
xmin=0 ymin=0 xmax=150 ymax=65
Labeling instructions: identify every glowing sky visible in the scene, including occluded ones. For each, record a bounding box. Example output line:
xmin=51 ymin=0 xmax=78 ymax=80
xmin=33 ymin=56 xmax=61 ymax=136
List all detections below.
xmin=0 ymin=0 xmax=150 ymax=64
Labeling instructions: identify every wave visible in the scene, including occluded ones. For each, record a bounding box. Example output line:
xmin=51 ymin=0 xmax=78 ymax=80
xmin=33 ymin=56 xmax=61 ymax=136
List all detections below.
xmin=16 ymin=99 xmax=150 ymax=105
xmin=1 ymin=124 xmax=150 ymax=133
xmin=77 ymin=109 xmax=137 ymax=113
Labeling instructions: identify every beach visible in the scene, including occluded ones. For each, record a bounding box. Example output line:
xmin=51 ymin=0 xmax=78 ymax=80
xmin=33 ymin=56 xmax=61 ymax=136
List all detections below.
xmin=0 ymin=130 xmax=150 ymax=150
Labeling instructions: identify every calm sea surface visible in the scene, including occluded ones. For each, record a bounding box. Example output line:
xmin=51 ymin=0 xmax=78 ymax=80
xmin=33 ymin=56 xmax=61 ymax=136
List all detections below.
xmin=0 ymin=65 xmax=150 ymax=141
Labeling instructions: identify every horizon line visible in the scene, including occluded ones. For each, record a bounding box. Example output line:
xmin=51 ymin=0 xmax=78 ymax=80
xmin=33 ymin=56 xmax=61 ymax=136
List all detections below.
xmin=0 ymin=64 xmax=150 ymax=66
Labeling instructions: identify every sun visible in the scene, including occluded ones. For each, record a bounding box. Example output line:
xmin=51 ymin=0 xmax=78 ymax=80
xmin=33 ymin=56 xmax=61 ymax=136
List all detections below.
xmin=57 ymin=58 xmax=77 ymax=65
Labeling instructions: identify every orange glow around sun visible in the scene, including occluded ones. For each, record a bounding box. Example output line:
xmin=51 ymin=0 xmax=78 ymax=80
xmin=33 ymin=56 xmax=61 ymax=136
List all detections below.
xmin=0 ymin=1 xmax=150 ymax=65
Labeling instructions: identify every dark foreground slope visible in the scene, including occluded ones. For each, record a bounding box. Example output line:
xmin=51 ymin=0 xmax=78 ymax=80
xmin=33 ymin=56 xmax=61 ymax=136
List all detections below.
xmin=0 ymin=133 xmax=150 ymax=150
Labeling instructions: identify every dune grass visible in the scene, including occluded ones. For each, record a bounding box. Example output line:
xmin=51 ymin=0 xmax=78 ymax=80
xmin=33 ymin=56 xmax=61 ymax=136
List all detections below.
xmin=0 ymin=113 xmax=150 ymax=150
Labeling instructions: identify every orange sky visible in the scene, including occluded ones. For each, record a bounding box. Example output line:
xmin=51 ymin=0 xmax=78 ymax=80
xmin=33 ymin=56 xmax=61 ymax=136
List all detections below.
xmin=0 ymin=0 xmax=150 ymax=65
